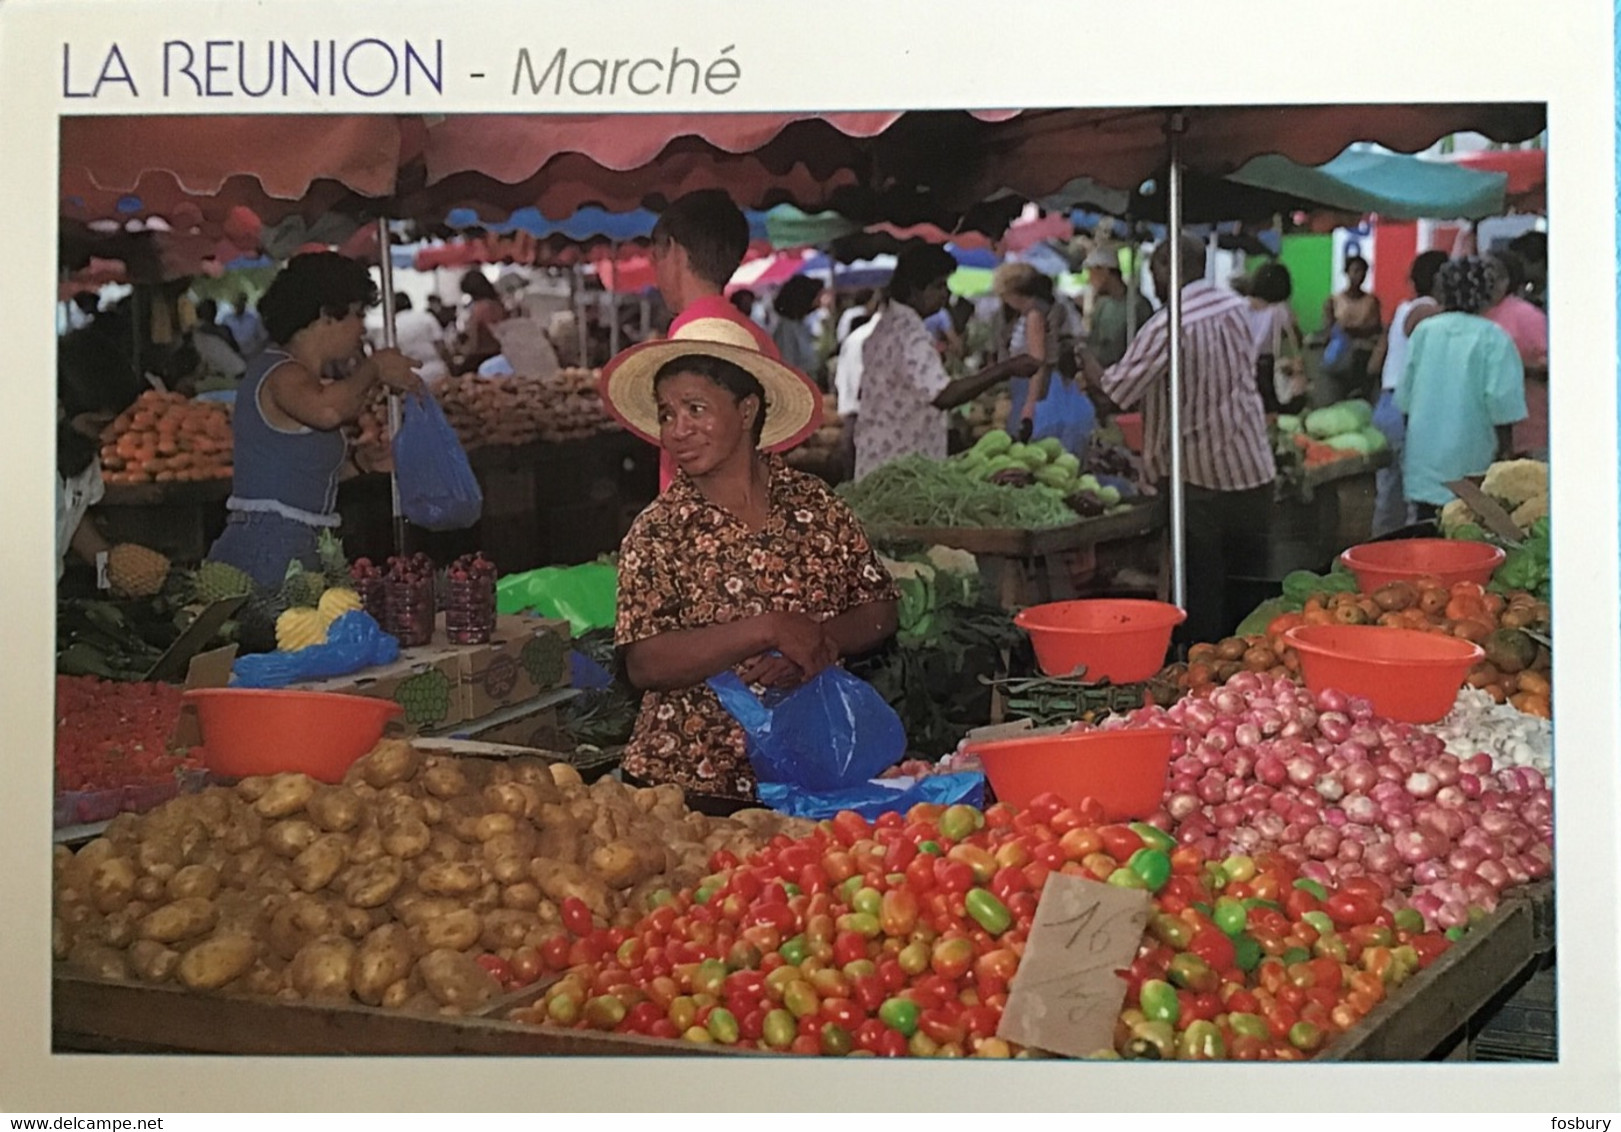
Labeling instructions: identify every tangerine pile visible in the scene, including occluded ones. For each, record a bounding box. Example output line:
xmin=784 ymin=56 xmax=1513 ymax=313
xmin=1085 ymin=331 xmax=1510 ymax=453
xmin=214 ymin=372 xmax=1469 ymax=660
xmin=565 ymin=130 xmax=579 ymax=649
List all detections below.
xmin=1178 ymin=579 xmax=1550 ymax=717
xmin=98 ymin=391 xmax=233 ymax=486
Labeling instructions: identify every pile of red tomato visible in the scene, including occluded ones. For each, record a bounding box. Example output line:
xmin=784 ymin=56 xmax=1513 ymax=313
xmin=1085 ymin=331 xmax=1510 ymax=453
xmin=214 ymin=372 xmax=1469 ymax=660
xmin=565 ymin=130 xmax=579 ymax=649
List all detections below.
xmin=54 ymin=676 xmax=199 ymax=793
xmin=503 ymin=794 xmax=1454 ymax=1060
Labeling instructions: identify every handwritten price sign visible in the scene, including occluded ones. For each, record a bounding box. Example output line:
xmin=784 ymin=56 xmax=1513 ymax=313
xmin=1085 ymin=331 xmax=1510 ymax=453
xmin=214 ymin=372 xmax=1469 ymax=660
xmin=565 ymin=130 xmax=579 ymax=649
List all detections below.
xmin=995 ymin=873 xmax=1152 ymax=1059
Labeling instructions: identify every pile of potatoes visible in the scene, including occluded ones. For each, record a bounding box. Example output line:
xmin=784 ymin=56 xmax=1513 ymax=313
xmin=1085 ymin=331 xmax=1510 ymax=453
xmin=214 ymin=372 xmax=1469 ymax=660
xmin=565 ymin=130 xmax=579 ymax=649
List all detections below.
xmin=52 ymin=739 xmax=813 ymax=1016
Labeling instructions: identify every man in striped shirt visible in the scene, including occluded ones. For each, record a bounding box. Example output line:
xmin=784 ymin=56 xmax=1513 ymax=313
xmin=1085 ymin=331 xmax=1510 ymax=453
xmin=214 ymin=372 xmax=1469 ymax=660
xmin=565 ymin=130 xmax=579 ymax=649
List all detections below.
xmin=1078 ymin=235 xmax=1276 ymax=644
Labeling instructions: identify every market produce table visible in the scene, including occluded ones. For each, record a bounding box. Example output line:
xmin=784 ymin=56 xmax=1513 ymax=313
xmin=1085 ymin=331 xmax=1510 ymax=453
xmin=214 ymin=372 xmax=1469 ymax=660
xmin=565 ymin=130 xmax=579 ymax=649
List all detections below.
xmin=51 ymin=881 xmax=1554 ymax=1061
xmin=870 ymin=498 xmax=1167 ymax=609
xmin=88 ymin=431 xmax=657 ymax=574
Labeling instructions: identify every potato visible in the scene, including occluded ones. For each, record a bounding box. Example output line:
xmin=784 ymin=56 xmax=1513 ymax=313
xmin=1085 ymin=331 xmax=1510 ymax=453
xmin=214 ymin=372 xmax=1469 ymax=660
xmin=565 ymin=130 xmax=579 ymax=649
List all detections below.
xmin=512 ymin=762 xmax=563 ymax=800
xmin=357 ymin=738 xmax=420 ymax=789
xmin=191 ymin=790 xmax=233 ymax=833
xmin=419 ymin=761 xmax=469 ymax=799
xmin=414 ymin=908 xmax=483 ymax=951
xmin=377 ymin=795 xmax=426 ymax=829
xmin=239 ymin=960 xmax=288 ymax=998
xmin=307 ymin=788 xmax=363 ymax=833
xmin=353 ymin=924 xmax=417 ymax=1006
xmin=444 ymin=797 xmax=489 ymax=844
xmin=333 ymin=904 xmax=380 ymax=940
xmin=479 ymin=909 xmax=536 ymax=951
xmin=380 ymin=979 xmax=414 ymax=1010
xmin=291 ymin=834 xmax=350 ymax=894
xmin=254 ymin=773 xmax=319 ymax=819
xmin=587 ymin=842 xmax=644 ymax=889
xmin=213 ymin=890 xmax=274 ymax=935
xmin=165 ymin=864 xmax=221 ymax=903
xmin=420 ymin=831 xmax=467 ymax=867
xmin=394 ymin=896 xmax=465 ymax=928
xmin=482 ymin=783 xmax=534 ymax=819
xmin=99 ymin=909 xmax=141 ymax=949
xmin=534 ymin=862 xmax=611 ymax=920
xmin=533 ymin=819 xmax=582 ymax=865
xmin=127 ymin=939 xmax=181 ymax=983
xmin=100 ymin=814 xmax=142 ymax=848
xmin=218 ymin=846 xmax=271 ymax=891
xmin=51 ymin=917 xmax=72 ymax=960
xmin=266 ymin=897 xmax=336 ymax=960
xmin=177 ymin=931 xmax=259 ymax=991
xmin=134 ymin=837 xmax=183 ymax=882
xmin=341 ymin=858 xmax=404 ymax=909
xmin=347 ymin=824 xmax=387 ymax=866
xmin=263 ymin=819 xmax=320 ymax=860
xmin=138 ymin=896 xmax=218 ymax=944
xmin=473 ymin=812 xmax=517 ymax=842
xmin=89 ymin=857 xmax=139 ymax=914
xmin=234 ymin=775 xmax=274 ymax=803
xmin=549 ymin=763 xmax=584 ymax=788
xmin=417 ymin=860 xmax=485 ymax=897
xmin=288 ymin=935 xmax=357 ymax=1000
xmin=417 ymin=948 xmax=501 ymax=1010
xmin=419 ymin=796 xmax=446 ymax=826
xmin=500 ymin=881 xmax=542 ymax=912
xmin=487 ymin=855 xmax=529 ymax=887
xmin=219 ymin=809 xmax=264 ymax=853
xmin=67 ymin=940 xmax=130 ymax=982
xmin=466 ymin=881 xmax=502 ymax=914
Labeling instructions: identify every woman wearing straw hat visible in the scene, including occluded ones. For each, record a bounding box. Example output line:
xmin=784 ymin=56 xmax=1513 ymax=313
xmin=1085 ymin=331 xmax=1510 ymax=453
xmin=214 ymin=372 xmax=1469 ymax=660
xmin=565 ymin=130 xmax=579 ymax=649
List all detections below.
xmin=601 ymin=317 xmax=900 ymax=813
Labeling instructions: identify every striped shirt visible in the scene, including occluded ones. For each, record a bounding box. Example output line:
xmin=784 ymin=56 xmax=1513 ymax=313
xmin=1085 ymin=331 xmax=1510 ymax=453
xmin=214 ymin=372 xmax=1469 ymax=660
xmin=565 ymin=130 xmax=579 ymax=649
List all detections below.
xmin=1099 ymin=281 xmax=1275 ymax=492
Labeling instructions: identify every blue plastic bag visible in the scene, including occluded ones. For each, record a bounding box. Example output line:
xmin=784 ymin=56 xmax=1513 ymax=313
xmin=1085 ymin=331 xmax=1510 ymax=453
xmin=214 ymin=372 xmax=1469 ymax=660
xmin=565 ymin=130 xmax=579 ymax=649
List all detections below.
xmin=393 ymin=392 xmax=483 ymax=531
xmin=707 ymin=666 xmax=906 ymax=793
xmin=757 ymin=772 xmax=985 ymax=821
xmin=231 ymin=611 xmax=401 ymax=688
xmin=1321 ymin=325 xmax=1351 ymax=371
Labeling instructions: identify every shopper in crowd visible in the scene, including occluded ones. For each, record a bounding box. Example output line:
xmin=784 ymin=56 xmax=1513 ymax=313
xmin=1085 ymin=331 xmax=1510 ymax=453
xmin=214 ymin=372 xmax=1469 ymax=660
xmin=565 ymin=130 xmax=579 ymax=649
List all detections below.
xmin=1484 ymin=250 xmax=1550 ymax=459
xmin=1397 ymin=257 xmax=1527 ymax=522
xmin=837 ymin=289 xmax=876 ymax=344
xmin=994 ymin=262 xmax=1093 ymax=454
xmin=1507 ymin=230 xmax=1547 ymax=309
xmin=204 ymin=252 xmax=422 ymax=588
xmin=1317 ymin=254 xmax=1384 ymax=402
xmin=617 ymin=189 xmax=810 ymax=494
xmin=992 ymin=261 xmax=1054 ymax=438
xmin=853 ymin=246 xmax=1040 ymax=480
xmin=1076 ymin=234 xmax=1275 ymax=644
xmin=1367 ymin=250 xmax=1447 ymax=535
xmin=833 ymin=297 xmax=882 ymax=481
xmin=222 ymin=291 xmax=268 ymax=358
xmin=191 ymin=298 xmax=247 ymax=383
xmin=1083 ymin=244 xmax=1154 ymax=368
xmin=770 ymin=274 xmax=825 ymax=382
xmin=390 ymin=292 xmax=451 ymax=383
xmin=728 ymin=288 xmax=759 ymax=322
xmin=1244 ymin=261 xmax=1307 ymax=415
xmin=426 ymin=294 xmax=458 ymax=332
xmin=455 ymin=269 xmax=507 ymax=373
xmin=55 ymin=373 xmax=120 ymax=584
xmin=603 ymin=321 xmax=898 ymax=814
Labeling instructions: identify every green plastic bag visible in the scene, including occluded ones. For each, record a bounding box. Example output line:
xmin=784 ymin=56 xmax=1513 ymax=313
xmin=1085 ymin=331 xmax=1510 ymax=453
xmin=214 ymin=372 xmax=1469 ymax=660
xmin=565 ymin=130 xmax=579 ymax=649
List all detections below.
xmin=495 ymin=563 xmax=618 ymax=637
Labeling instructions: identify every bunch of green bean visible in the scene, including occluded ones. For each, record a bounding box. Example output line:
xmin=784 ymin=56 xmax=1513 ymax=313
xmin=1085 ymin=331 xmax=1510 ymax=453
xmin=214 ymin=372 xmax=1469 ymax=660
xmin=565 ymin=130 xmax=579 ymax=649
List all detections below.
xmin=838 ymin=455 xmax=1076 ymax=530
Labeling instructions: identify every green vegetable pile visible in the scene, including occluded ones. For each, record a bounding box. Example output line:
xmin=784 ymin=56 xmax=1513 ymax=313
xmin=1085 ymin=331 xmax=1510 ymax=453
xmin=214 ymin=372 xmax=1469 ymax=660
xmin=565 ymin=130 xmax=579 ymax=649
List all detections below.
xmin=878 ymin=545 xmax=982 ymax=646
xmin=1487 ymin=516 xmax=1551 ymax=602
xmin=1232 ymin=565 xmax=1358 ymax=637
xmin=838 ymin=454 xmax=1078 ymax=530
xmin=1300 ymin=400 xmax=1389 ymax=457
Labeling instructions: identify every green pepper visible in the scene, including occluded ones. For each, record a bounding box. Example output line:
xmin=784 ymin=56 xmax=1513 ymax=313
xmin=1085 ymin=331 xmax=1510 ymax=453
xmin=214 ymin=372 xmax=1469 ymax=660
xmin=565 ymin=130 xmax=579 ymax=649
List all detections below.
xmin=839 ymin=876 xmax=864 ymax=901
xmin=1243 ymin=898 xmax=1286 ymax=915
xmin=1166 ymin=953 xmax=1217 ymax=994
xmin=878 ymin=996 xmax=920 ymax=1036
xmin=707 ymin=1007 xmax=740 ymax=1044
xmin=1444 ymin=925 xmax=1468 ymax=943
xmin=693 ymin=884 xmax=718 ymax=905
xmin=1222 ymin=855 xmax=1258 ymax=883
xmin=1178 ymin=1019 xmax=1226 ymax=1060
xmin=1231 ymin=933 xmax=1263 ymax=973
xmin=918 ymin=840 xmax=943 ymax=856
xmin=819 ymin=1022 xmax=853 ymax=1056
xmin=964 ymin=888 xmax=1012 ymax=935
xmin=1301 ymin=910 xmax=1335 ymax=937
xmin=1106 ymin=867 xmax=1149 ymax=890
xmin=778 ymin=934 xmax=808 ymax=966
xmin=1138 ymin=979 xmax=1180 ymax=1025
xmin=1313 ymin=934 xmax=1349 ymax=963
xmin=1191 ymin=901 xmax=1214 ymax=918
xmin=1127 ymin=848 xmax=1172 ymax=893
xmin=1149 ymin=912 xmax=1196 ymax=950
xmin=783 ymin=883 xmax=802 ymax=897
xmin=1288 ymin=1020 xmax=1324 ymax=1052
xmin=851 ymin=886 xmax=883 ymax=918
xmin=1128 ymin=1019 xmax=1176 ymax=1060
xmin=1213 ymin=896 xmax=1248 ymax=937
xmin=1292 ymin=878 xmax=1329 ymax=902
xmin=1228 ymin=1012 xmax=1270 ymax=1040
xmin=762 ymin=1008 xmax=796 ymax=1049
xmin=1129 ymin=823 xmax=1176 ymax=853
xmin=836 ymin=912 xmax=881 ymax=938
xmin=1281 ymin=946 xmax=1312 ymax=967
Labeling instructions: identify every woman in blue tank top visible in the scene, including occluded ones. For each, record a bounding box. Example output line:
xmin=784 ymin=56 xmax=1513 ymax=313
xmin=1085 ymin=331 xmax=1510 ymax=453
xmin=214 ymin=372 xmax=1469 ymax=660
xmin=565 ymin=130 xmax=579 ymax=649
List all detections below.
xmin=206 ymin=253 xmax=422 ymax=588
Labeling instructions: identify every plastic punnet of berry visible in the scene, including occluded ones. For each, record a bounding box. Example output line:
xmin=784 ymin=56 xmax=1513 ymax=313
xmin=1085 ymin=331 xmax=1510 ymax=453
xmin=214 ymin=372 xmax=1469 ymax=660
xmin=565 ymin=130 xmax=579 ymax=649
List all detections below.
xmin=383 ymin=554 xmax=437 ymax=647
xmin=445 ymin=552 xmax=498 ymax=645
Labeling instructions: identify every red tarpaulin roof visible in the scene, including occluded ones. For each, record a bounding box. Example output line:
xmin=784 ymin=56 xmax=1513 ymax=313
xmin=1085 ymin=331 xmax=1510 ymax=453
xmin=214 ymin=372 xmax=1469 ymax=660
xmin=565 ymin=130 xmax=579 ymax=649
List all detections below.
xmin=1443 ymin=148 xmax=1545 ymax=212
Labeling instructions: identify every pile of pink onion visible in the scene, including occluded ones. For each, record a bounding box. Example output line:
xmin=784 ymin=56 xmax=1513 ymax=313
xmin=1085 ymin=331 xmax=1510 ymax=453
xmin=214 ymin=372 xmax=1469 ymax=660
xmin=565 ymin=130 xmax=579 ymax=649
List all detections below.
xmin=1096 ymin=671 xmax=1553 ymax=930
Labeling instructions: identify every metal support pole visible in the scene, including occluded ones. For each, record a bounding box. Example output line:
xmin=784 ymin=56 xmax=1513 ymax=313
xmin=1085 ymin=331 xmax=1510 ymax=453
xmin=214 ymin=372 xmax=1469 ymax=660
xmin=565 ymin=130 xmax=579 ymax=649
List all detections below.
xmin=570 ymin=266 xmax=588 ymax=368
xmin=608 ymin=240 xmax=622 ymax=357
xmin=1166 ymin=114 xmax=1188 ymax=612
xmin=1125 ymin=218 xmax=1141 ymax=345
xmin=375 ymin=217 xmax=407 ymax=558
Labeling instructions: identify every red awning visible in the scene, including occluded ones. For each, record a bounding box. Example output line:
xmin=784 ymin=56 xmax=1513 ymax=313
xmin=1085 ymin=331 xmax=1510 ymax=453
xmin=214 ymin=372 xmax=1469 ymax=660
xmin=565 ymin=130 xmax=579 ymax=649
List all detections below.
xmin=1443 ymin=148 xmax=1545 ymax=212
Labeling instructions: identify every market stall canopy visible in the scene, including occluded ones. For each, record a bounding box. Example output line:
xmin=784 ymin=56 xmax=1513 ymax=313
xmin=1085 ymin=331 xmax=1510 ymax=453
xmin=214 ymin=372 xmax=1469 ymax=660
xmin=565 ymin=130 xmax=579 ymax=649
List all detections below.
xmin=1442 ymin=148 xmax=1545 ymax=213
xmin=1225 ymin=148 xmax=1509 ymax=221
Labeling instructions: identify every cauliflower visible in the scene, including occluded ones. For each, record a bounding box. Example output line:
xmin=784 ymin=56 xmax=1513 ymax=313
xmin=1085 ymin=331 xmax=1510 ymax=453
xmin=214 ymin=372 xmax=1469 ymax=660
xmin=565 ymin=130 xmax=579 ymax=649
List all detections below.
xmin=1510 ymin=494 xmax=1549 ymax=529
xmin=920 ymin=545 xmax=980 ymax=608
xmin=1480 ymin=460 xmax=1548 ymax=509
xmin=1439 ymin=498 xmax=1476 ymax=536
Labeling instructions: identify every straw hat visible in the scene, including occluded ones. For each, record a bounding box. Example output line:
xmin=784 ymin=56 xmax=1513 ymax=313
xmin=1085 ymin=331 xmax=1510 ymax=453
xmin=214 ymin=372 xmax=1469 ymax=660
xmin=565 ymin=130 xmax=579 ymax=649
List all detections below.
xmin=599 ymin=315 xmax=821 ymax=451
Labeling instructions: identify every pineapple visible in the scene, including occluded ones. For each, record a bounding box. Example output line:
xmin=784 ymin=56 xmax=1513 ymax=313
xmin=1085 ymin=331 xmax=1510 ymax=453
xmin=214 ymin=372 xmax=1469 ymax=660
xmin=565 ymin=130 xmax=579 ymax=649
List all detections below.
xmin=279 ymin=560 xmax=327 ymax=609
xmin=316 ymin=529 xmax=351 ymax=589
xmin=318 ymin=587 xmax=363 ymax=622
xmin=106 ymin=544 xmax=170 ymax=598
xmin=275 ymin=606 xmax=329 ymax=651
xmin=191 ymin=560 xmax=254 ymax=604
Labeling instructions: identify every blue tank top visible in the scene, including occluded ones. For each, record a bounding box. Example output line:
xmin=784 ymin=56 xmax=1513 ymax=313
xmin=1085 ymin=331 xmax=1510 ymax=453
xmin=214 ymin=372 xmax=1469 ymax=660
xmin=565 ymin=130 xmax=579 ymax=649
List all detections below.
xmin=227 ymin=350 xmax=348 ymax=525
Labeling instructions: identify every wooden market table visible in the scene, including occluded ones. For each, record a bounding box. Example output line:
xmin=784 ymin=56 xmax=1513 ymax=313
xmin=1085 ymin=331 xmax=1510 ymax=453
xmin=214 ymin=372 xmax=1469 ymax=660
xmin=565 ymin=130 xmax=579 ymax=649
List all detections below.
xmin=51 ymin=882 xmax=1554 ymax=1061
xmin=869 ymin=498 xmax=1168 ymax=610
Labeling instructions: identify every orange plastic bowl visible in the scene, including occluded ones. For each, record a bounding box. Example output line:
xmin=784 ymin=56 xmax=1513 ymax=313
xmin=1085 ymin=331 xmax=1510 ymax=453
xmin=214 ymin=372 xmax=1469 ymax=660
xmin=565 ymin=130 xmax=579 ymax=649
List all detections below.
xmin=966 ymin=728 xmax=1175 ymax=820
xmin=1339 ymin=538 xmax=1505 ymax=594
xmin=1283 ymin=625 xmax=1483 ymax=724
xmin=183 ymin=689 xmax=404 ymax=783
xmin=1116 ymin=412 xmax=1145 ymax=453
xmin=1014 ymin=599 xmax=1187 ymax=683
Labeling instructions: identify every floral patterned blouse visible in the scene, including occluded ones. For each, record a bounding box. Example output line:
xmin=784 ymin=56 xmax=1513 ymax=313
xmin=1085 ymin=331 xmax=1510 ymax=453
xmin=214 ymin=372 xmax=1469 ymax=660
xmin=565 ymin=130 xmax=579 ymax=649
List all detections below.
xmin=854 ymin=300 xmax=952 ymax=481
xmin=615 ymin=454 xmax=899 ymax=800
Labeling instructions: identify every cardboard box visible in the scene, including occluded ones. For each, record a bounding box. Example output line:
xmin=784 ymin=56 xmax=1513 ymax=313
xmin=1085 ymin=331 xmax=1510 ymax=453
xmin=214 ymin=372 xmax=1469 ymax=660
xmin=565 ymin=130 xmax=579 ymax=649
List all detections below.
xmin=462 ymin=705 xmax=566 ymax=750
xmin=278 ymin=613 xmax=572 ymax=735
